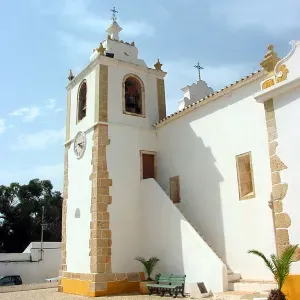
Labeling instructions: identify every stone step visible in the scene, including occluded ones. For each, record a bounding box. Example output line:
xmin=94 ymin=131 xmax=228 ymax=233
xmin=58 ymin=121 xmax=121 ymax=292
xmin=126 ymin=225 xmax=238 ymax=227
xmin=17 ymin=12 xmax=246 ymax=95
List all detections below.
xmin=228 ymin=280 xmax=277 ymax=293
xmin=228 ymin=273 xmax=242 ymax=282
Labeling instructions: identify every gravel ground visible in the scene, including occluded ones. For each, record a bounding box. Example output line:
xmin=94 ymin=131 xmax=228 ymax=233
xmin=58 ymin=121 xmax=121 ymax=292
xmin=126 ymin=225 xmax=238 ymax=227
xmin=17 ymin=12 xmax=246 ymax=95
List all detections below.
xmin=0 ymin=288 xmax=207 ymax=300
xmin=0 ymin=288 xmax=265 ymax=300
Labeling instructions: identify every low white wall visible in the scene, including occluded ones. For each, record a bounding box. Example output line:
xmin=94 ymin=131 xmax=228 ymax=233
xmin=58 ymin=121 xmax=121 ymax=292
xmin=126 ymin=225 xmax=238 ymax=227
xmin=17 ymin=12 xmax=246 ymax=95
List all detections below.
xmin=139 ymin=179 xmax=227 ymax=293
xmin=0 ymin=253 xmax=31 ymax=262
xmin=0 ymin=242 xmax=61 ymax=284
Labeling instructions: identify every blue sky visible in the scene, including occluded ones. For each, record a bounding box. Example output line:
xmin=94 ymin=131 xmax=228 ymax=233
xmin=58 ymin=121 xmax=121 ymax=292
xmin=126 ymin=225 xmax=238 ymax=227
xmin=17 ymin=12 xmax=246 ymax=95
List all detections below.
xmin=0 ymin=0 xmax=299 ymax=191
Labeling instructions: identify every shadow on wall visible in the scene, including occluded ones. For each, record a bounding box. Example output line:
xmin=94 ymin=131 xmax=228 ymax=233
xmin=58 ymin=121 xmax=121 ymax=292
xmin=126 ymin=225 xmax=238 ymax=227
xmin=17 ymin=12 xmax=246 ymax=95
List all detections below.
xmin=156 ymin=85 xmax=259 ymax=268
xmin=156 ymin=118 xmax=226 ymax=265
xmin=139 ymin=179 xmax=226 ymax=293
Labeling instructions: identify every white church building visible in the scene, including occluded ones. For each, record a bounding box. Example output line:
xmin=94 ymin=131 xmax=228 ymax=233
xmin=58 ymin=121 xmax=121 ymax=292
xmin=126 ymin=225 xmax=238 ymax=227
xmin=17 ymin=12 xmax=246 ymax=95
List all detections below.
xmin=59 ymin=14 xmax=300 ymax=299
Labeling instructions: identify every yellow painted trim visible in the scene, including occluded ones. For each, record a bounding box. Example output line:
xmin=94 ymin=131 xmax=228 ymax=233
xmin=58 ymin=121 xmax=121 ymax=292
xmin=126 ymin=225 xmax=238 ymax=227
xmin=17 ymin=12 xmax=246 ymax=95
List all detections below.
xmin=61 ymin=278 xmax=91 ymax=296
xmin=94 ymin=64 xmax=100 ymax=123
xmin=157 ymin=78 xmax=166 ymax=121
xmin=61 ymin=274 xmax=143 ymax=297
xmin=282 ymin=275 xmax=300 ymax=300
xmin=235 ymin=151 xmax=256 ymax=201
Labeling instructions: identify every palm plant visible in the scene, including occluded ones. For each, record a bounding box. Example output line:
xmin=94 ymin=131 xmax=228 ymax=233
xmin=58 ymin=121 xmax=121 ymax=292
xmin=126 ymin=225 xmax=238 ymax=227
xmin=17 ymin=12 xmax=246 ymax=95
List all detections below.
xmin=135 ymin=256 xmax=160 ymax=281
xmin=248 ymin=244 xmax=298 ymax=300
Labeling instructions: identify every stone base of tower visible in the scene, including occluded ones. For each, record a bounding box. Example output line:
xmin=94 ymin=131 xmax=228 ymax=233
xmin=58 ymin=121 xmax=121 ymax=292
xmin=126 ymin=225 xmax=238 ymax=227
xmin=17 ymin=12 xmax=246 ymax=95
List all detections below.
xmin=58 ymin=272 xmax=145 ymax=297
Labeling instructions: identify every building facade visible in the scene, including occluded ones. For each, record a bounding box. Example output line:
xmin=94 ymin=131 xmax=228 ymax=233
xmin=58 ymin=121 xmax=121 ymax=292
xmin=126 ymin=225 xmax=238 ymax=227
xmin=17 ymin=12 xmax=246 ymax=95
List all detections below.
xmin=59 ymin=17 xmax=300 ymax=299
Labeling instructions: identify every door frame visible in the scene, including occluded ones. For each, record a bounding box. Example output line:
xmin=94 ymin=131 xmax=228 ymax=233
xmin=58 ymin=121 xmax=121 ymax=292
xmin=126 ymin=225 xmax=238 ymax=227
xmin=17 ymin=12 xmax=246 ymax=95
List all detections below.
xmin=140 ymin=150 xmax=157 ymax=180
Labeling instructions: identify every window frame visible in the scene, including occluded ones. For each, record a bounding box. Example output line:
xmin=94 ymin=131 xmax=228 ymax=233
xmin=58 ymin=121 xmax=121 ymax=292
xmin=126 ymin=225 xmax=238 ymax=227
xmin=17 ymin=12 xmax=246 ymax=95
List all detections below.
xmin=169 ymin=175 xmax=181 ymax=204
xmin=122 ymin=74 xmax=146 ymax=118
xmin=236 ymin=151 xmax=256 ymax=201
xmin=77 ymin=80 xmax=87 ymax=123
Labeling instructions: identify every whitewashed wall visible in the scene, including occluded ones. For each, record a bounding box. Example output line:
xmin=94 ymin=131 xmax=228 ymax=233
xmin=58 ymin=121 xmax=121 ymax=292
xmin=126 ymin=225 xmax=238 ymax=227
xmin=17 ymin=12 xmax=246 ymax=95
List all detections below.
xmin=274 ymin=86 xmax=300 ymax=274
xmin=66 ymin=131 xmax=93 ymax=274
xmin=0 ymin=242 xmax=61 ymax=284
xmin=157 ymin=78 xmax=276 ymax=280
xmin=66 ymin=70 xmax=96 ymax=274
xmin=107 ymin=125 xmax=157 ymax=273
xmin=140 ymin=179 xmax=227 ymax=293
xmin=106 ymin=63 xmax=162 ymax=272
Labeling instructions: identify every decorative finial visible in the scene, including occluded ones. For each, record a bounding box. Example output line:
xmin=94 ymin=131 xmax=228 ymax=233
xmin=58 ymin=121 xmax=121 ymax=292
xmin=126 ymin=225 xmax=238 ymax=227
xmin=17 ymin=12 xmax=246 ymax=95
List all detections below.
xmin=110 ymin=6 xmax=118 ymax=22
xmin=154 ymin=59 xmax=163 ymax=71
xmin=260 ymin=44 xmax=280 ymax=73
xmin=97 ymin=43 xmax=105 ymax=55
xmin=131 ymin=41 xmax=135 ymax=46
xmin=194 ymin=62 xmax=204 ymax=81
xmin=68 ymin=69 xmax=74 ymax=81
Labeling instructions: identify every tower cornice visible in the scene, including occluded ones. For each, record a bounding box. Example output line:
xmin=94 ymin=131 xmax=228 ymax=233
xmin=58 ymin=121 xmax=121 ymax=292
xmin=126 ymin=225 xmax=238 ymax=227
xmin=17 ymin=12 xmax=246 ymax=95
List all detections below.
xmin=66 ymin=56 xmax=166 ymax=90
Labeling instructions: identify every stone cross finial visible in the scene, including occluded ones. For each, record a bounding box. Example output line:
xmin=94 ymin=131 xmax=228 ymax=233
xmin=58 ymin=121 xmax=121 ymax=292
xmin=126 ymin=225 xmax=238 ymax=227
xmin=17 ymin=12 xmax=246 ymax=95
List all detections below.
xmin=260 ymin=44 xmax=280 ymax=73
xmin=194 ymin=62 xmax=204 ymax=81
xmin=68 ymin=69 xmax=74 ymax=81
xmin=110 ymin=6 xmax=118 ymax=21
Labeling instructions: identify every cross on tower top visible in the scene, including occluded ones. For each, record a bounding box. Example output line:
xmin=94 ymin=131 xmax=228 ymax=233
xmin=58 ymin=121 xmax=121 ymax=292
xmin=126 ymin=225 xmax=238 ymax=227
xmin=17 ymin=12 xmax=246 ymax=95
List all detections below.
xmin=194 ymin=62 xmax=204 ymax=81
xmin=110 ymin=6 xmax=118 ymax=22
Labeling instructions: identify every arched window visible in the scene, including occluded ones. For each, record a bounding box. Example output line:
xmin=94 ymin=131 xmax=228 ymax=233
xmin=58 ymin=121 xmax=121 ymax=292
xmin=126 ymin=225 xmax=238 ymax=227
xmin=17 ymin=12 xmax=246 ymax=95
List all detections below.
xmin=123 ymin=75 xmax=145 ymax=117
xmin=77 ymin=80 xmax=87 ymax=122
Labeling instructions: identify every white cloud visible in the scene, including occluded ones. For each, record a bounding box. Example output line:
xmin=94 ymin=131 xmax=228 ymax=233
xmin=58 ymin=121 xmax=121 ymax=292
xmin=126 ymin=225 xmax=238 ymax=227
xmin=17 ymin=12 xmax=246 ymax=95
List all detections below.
xmin=209 ymin=0 xmax=300 ymax=34
xmin=57 ymin=31 xmax=95 ymax=56
xmin=122 ymin=21 xmax=155 ymax=38
xmin=163 ymin=59 xmax=254 ymax=114
xmin=45 ymin=99 xmax=64 ymax=113
xmin=55 ymin=107 xmax=64 ymax=113
xmin=0 ymin=119 xmax=5 ymax=135
xmin=37 ymin=0 xmax=155 ymax=56
xmin=0 ymin=163 xmax=64 ymax=191
xmin=60 ymin=0 xmax=155 ymax=38
xmin=11 ymin=128 xmax=65 ymax=151
xmin=10 ymin=107 xmax=40 ymax=122
xmin=45 ymin=99 xmax=56 ymax=110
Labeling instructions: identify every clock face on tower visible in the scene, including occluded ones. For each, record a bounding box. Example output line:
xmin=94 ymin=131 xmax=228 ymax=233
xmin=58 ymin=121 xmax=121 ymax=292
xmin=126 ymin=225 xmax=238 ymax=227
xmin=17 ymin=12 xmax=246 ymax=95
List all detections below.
xmin=74 ymin=131 xmax=86 ymax=159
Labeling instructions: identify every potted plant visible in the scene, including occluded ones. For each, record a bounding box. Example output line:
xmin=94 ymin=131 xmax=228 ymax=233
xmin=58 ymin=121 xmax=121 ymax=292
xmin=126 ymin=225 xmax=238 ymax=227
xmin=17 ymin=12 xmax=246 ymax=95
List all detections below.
xmin=248 ymin=244 xmax=298 ymax=300
xmin=135 ymin=256 xmax=160 ymax=294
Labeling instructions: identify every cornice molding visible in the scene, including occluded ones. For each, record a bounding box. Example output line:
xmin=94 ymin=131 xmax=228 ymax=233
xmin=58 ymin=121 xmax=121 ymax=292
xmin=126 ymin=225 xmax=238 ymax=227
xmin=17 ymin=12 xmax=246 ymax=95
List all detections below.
xmin=65 ymin=121 xmax=155 ymax=146
xmin=66 ymin=56 xmax=167 ymax=90
xmin=254 ymin=76 xmax=300 ymax=103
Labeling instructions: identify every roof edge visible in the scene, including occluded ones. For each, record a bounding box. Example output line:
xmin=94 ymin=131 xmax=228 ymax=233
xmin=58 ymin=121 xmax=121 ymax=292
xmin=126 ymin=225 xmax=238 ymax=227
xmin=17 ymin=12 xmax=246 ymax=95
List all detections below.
xmin=155 ymin=69 xmax=267 ymax=128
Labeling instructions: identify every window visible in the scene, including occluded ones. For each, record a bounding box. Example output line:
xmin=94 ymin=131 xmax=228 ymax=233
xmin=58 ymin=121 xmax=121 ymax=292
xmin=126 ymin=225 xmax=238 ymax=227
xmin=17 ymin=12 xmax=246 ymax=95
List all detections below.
xmin=123 ymin=74 xmax=145 ymax=117
xmin=170 ymin=176 xmax=181 ymax=203
xmin=236 ymin=152 xmax=255 ymax=200
xmin=0 ymin=276 xmax=12 ymax=286
xmin=77 ymin=80 xmax=87 ymax=122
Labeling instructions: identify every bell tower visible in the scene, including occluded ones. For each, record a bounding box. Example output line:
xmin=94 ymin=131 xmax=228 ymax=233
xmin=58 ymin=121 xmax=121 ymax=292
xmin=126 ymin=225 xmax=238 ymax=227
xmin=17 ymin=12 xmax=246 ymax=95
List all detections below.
xmin=59 ymin=9 xmax=166 ymax=297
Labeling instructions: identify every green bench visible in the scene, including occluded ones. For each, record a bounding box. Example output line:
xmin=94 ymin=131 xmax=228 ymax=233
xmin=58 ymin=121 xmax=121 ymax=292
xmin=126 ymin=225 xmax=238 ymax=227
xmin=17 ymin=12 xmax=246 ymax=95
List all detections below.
xmin=147 ymin=274 xmax=186 ymax=298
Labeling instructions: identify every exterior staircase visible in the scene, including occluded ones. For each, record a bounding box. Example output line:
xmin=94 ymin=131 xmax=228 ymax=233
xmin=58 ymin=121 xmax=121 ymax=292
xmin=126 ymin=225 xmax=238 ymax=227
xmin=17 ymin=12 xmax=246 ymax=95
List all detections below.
xmin=173 ymin=202 xmax=276 ymax=295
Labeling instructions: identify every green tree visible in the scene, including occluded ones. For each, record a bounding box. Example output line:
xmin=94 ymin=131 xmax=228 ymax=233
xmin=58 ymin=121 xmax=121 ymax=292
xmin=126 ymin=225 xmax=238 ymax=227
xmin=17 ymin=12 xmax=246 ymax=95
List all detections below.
xmin=248 ymin=245 xmax=298 ymax=300
xmin=0 ymin=179 xmax=62 ymax=253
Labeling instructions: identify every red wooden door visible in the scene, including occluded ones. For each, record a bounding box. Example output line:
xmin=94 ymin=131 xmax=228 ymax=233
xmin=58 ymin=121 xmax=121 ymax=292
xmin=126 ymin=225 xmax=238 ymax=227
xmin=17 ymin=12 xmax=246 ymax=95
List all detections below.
xmin=142 ymin=154 xmax=155 ymax=179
